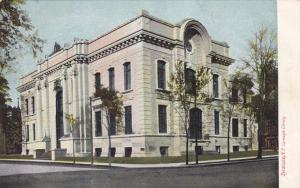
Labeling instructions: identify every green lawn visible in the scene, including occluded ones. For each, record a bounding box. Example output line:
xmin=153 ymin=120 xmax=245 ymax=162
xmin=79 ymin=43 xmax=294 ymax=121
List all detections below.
xmin=56 ymin=150 xmax=278 ymax=164
xmin=0 ymin=154 xmax=33 ymax=160
xmin=0 ymin=150 xmax=277 ymax=164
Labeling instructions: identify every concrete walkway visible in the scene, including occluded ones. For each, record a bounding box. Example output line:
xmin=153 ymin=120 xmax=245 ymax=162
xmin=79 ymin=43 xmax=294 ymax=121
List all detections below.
xmin=0 ymin=155 xmax=278 ymax=169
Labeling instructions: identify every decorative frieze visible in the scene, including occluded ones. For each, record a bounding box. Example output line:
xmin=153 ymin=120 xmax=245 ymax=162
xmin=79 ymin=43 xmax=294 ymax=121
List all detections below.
xmin=88 ymin=31 xmax=175 ymax=63
xmin=209 ymin=51 xmax=234 ymax=66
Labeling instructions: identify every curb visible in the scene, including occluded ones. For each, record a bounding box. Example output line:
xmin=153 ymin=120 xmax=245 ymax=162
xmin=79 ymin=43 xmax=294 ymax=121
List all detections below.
xmin=0 ymin=155 xmax=278 ymax=169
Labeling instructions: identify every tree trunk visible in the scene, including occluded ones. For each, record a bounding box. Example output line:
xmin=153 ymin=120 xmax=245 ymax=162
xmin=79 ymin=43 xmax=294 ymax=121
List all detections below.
xmin=108 ymin=133 xmax=111 ymax=166
xmin=257 ymin=108 xmax=264 ymax=159
xmin=73 ymin=136 xmax=75 ymax=164
xmin=227 ymin=116 xmax=231 ymax=161
xmin=107 ymin=116 xmax=112 ymax=166
xmin=185 ymin=112 xmax=189 ymax=165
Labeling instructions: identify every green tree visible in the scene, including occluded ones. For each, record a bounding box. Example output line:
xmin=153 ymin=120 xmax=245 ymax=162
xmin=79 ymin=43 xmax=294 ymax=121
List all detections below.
xmin=221 ymin=73 xmax=254 ymax=161
xmin=65 ymin=113 xmax=79 ymax=164
xmin=168 ymin=61 xmax=210 ymax=165
xmin=0 ymin=0 xmax=44 ymax=73
xmin=94 ymin=86 xmax=123 ymax=166
xmin=241 ymin=27 xmax=277 ymax=158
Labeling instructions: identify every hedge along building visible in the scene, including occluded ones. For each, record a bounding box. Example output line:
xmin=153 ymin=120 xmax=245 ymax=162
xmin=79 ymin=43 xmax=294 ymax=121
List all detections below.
xmin=17 ymin=10 xmax=257 ymax=159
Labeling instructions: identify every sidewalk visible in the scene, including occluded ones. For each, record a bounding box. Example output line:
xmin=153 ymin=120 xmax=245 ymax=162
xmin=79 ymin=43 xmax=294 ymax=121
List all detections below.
xmin=0 ymin=155 xmax=278 ymax=169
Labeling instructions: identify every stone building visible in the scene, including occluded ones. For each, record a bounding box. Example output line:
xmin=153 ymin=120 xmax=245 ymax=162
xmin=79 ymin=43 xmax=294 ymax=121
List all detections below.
xmin=17 ymin=10 xmax=257 ymax=159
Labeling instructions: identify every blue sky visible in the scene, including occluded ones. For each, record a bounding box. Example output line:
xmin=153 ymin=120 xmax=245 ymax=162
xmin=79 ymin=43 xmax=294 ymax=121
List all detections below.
xmin=7 ymin=0 xmax=277 ymax=106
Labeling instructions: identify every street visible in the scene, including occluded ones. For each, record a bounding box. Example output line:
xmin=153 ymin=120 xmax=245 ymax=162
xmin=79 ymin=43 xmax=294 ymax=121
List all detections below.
xmin=0 ymin=159 xmax=278 ymax=188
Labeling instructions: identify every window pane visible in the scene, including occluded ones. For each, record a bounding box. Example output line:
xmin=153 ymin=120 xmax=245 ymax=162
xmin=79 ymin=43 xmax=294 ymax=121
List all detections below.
xmin=232 ymin=118 xmax=239 ymax=137
xmin=213 ymin=74 xmax=219 ymax=98
xmin=95 ymin=73 xmax=101 ymax=90
xmin=158 ymin=105 xmax=167 ymax=133
xmin=25 ymin=99 xmax=29 ymax=115
xmin=31 ymin=97 xmax=35 ymax=114
xmin=110 ymin=115 xmax=116 ymax=135
xmin=243 ymin=119 xmax=247 ymax=137
xmin=108 ymin=68 xmax=115 ymax=90
xmin=33 ymin=124 xmax=35 ymax=141
xmin=231 ymin=82 xmax=238 ymax=102
xmin=214 ymin=110 xmax=219 ymax=135
xmin=124 ymin=63 xmax=131 ymax=90
xmin=157 ymin=61 xmax=166 ymax=89
xmin=125 ymin=106 xmax=132 ymax=134
xmin=95 ymin=111 xmax=102 ymax=136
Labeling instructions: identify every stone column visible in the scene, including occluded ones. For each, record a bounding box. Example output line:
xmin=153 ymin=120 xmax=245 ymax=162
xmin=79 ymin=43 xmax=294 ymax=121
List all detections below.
xmin=81 ymin=63 xmax=86 ymax=152
xmin=44 ymin=77 xmax=50 ymax=138
xmin=78 ymin=62 xmax=84 ymax=153
xmin=62 ymin=66 xmax=70 ymax=136
xmin=35 ymin=80 xmax=43 ymax=140
xmin=72 ymin=63 xmax=79 ymax=137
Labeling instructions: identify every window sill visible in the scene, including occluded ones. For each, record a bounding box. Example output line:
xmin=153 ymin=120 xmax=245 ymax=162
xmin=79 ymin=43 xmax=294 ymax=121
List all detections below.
xmin=156 ymin=89 xmax=171 ymax=94
xmin=122 ymin=89 xmax=133 ymax=94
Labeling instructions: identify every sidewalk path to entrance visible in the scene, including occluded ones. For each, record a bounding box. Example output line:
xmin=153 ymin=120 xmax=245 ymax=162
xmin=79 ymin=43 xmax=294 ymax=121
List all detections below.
xmin=0 ymin=163 xmax=103 ymax=177
xmin=0 ymin=155 xmax=278 ymax=169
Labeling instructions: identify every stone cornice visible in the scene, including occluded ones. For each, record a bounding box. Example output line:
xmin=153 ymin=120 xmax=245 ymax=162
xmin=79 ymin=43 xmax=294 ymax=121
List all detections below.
xmin=17 ymin=80 xmax=36 ymax=93
xmin=209 ymin=51 xmax=235 ymax=66
xmin=88 ymin=31 xmax=175 ymax=63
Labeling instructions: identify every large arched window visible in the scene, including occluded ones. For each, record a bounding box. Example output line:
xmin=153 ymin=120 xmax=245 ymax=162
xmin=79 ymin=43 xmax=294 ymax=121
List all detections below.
xmin=157 ymin=60 xmax=166 ymax=89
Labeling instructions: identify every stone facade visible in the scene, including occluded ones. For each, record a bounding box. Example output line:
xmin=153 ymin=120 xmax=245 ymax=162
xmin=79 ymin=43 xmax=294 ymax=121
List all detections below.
xmin=17 ymin=10 xmax=257 ymax=159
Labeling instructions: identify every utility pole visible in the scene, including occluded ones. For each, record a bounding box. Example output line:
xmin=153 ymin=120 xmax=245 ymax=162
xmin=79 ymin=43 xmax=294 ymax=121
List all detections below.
xmin=90 ymin=97 xmax=94 ymax=166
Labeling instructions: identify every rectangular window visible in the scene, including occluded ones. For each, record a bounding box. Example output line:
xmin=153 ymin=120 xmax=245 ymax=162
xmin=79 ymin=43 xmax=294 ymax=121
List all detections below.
xmin=231 ymin=83 xmax=238 ymax=102
xmin=232 ymin=118 xmax=239 ymax=137
xmin=242 ymin=89 xmax=247 ymax=104
xmin=213 ymin=74 xmax=219 ymax=98
xmin=31 ymin=96 xmax=35 ymax=114
xmin=216 ymin=146 xmax=221 ymax=154
xmin=125 ymin=147 xmax=132 ymax=157
xmin=243 ymin=119 xmax=247 ymax=137
xmin=158 ymin=105 xmax=167 ymax=133
xmin=108 ymin=68 xmax=115 ymax=90
xmin=25 ymin=99 xmax=29 ymax=115
xmin=160 ymin=146 xmax=168 ymax=157
xmin=124 ymin=62 xmax=131 ymax=90
xmin=157 ymin=61 xmax=166 ymax=89
xmin=125 ymin=106 xmax=132 ymax=134
xmin=33 ymin=124 xmax=35 ymax=141
xmin=214 ymin=110 xmax=219 ymax=135
xmin=95 ymin=72 xmax=101 ymax=90
xmin=244 ymin=146 xmax=248 ymax=151
xmin=109 ymin=115 xmax=116 ymax=135
xmin=110 ymin=147 xmax=116 ymax=157
xmin=95 ymin=111 xmax=102 ymax=136
xmin=26 ymin=125 xmax=29 ymax=141
xmin=95 ymin=148 xmax=102 ymax=157
xmin=233 ymin=146 xmax=239 ymax=152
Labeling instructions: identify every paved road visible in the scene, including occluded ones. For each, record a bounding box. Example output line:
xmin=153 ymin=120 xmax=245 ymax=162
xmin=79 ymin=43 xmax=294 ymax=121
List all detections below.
xmin=0 ymin=159 xmax=278 ymax=188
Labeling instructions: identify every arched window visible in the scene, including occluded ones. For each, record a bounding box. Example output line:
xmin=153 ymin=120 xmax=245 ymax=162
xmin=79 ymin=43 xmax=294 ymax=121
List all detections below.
xmin=157 ymin=60 xmax=166 ymax=89
xmin=123 ymin=62 xmax=131 ymax=90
